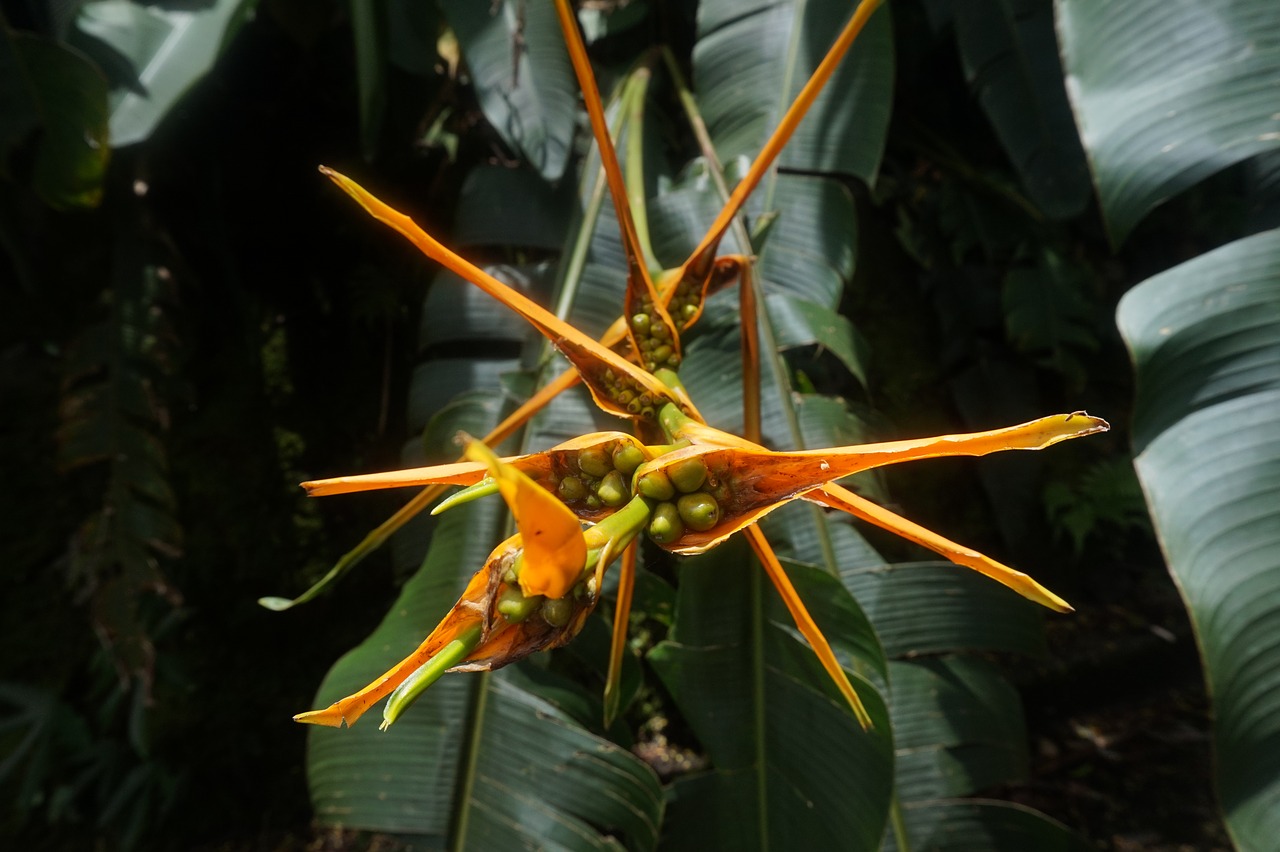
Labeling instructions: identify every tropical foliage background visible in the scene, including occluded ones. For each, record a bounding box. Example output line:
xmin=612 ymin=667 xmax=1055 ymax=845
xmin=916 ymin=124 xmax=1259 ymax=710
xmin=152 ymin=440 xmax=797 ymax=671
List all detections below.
xmin=2 ymin=0 xmax=1278 ymax=850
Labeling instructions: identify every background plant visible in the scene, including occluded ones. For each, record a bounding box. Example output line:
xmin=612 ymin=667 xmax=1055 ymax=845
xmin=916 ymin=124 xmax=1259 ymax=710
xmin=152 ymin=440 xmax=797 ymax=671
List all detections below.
xmin=3 ymin=0 xmax=1274 ymax=849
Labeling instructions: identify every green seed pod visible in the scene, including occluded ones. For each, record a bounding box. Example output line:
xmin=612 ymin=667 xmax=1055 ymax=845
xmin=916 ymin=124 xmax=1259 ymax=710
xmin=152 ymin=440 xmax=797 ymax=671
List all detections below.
xmin=585 ymin=494 xmax=601 ymax=509
xmin=648 ymin=502 xmax=685 ymax=545
xmin=597 ymin=470 xmax=628 ymax=507
xmin=627 ymin=398 xmax=643 ymax=414
xmin=636 ymin=469 xmax=675 ymax=501
xmin=616 ymin=389 xmax=635 ymax=405
xmin=541 ymin=597 xmax=573 ymax=627
xmin=631 ymin=313 xmax=650 ymax=333
xmin=558 ymin=475 xmax=587 ymax=502
xmin=667 ymin=457 xmax=708 ymax=493
xmin=682 ymin=303 xmax=698 ymax=320
xmin=578 ymin=447 xmax=612 ymax=478
xmin=651 ymin=319 xmax=670 ymax=340
xmin=497 ymin=586 xmax=543 ymax=623
xmin=666 ymin=353 xmax=681 ymax=368
xmin=612 ymin=443 xmax=646 ymax=475
xmin=677 ymin=492 xmax=721 ymax=532
xmin=651 ymin=344 xmax=673 ymax=364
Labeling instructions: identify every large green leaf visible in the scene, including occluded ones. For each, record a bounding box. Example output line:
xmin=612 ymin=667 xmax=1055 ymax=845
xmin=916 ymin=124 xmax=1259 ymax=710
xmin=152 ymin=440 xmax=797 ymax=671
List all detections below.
xmin=1117 ymin=228 xmax=1280 ymax=850
xmin=1057 ymin=0 xmax=1280 ymax=244
xmin=694 ymin=0 xmax=894 ymax=184
xmin=648 ymin=545 xmax=894 ymax=851
xmin=441 ymin=0 xmax=578 ymax=181
xmin=71 ymin=0 xmax=256 ymax=147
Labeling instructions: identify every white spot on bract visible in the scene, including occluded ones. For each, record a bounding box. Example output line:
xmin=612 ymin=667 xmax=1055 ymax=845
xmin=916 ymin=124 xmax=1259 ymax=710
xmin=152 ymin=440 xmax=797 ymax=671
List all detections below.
xmin=819 ymin=460 xmax=830 ymax=472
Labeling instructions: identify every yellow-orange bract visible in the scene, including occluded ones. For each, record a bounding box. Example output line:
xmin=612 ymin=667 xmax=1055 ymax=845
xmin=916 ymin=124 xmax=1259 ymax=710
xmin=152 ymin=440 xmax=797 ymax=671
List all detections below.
xmin=290 ymin=0 xmax=1107 ymax=733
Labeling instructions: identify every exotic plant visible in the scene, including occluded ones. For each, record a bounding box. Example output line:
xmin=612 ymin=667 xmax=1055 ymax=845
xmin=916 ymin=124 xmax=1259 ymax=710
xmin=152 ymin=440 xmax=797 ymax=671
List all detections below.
xmin=275 ymin=0 xmax=1107 ymax=847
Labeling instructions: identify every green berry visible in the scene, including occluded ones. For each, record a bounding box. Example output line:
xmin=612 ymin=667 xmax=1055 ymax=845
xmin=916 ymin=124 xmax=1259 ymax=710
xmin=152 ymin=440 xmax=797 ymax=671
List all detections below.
xmin=677 ymin=492 xmax=720 ymax=532
xmin=598 ymin=470 xmax=628 ymax=507
xmin=636 ymin=469 xmax=675 ymax=501
xmin=578 ymin=447 xmax=612 ymax=478
xmin=497 ymin=586 xmax=543 ymax=623
xmin=668 ymin=457 xmax=708 ymax=493
xmin=558 ymin=475 xmax=587 ymax=502
xmin=651 ymin=344 xmax=673 ymax=364
xmin=612 ymin=443 xmax=646 ymax=474
xmin=648 ymin=502 xmax=685 ymax=545
xmin=541 ymin=597 xmax=573 ymax=627
xmin=631 ymin=313 xmax=650 ymax=333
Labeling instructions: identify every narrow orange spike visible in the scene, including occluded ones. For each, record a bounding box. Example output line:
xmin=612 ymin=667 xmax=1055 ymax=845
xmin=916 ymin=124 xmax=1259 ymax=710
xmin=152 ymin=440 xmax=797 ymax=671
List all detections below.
xmin=603 ymin=543 xmax=637 ymax=727
xmin=743 ymin=525 xmax=873 ymax=729
xmin=320 ymin=166 xmax=683 ymax=421
xmin=681 ymin=0 xmax=886 ymax=282
xmin=552 ymin=0 xmax=682 ymax=370
xmin=816 ymin=483 xmax=1073 ymax=613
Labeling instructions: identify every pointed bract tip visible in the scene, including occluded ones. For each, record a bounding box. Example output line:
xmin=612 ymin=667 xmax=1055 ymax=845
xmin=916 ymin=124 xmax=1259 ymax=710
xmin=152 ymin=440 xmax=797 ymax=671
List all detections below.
xmin=294 ymin=707 xmax=347 ymax=728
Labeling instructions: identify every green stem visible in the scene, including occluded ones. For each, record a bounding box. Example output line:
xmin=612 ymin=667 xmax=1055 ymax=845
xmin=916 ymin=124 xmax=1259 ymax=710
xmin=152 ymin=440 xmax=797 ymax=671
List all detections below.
xmin=381 ymin=623 xmax=484 ymax=730
xmin=889 ymin=791 xmax=911 ymax=851
xmin=622 ymin=63 xmax=662 ymax=279
xmin=584 ymin=494 xmax=652 ymax=556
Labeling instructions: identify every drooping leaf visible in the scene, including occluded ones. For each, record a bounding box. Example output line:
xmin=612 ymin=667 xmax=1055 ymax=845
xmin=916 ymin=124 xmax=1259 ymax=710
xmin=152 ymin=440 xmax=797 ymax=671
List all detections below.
xmin=942 ymin=0 xmax=1091 ymax=218
xmin=441 ymin=0 xmax=578 ymax=181
xmin=1057 ymin=0 xmax=1280 ymax=243
xmin=1117 ymin=228 xmax=1280 ymax=850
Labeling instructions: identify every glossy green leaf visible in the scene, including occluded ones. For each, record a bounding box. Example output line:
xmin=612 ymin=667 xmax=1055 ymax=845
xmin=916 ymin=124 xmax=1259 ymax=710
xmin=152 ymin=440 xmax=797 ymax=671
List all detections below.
xmin=694 ymin=0 xmax=894 ymax=184
xmin=72 ymin=0 xmax=255 ymax=147
xmin=767 ymin=291 xmax=870 ymax=388
xmin=441 ymin=0 xmax=578 ymax=181
xmin=843 ymin=562 xmax=1046 ymax=659
xmin=943 ymin=0 xmax=1091 ymax=218
xmin=1117 ymin=228 xmax=1280 ymax=850
xmin=1057 ymin=0 xmax=1280 ymax=243
xmin=888 ymin=657 xmax=1028 ymax=804
xmin=887 ymin=800 xmax=1091 ymax=852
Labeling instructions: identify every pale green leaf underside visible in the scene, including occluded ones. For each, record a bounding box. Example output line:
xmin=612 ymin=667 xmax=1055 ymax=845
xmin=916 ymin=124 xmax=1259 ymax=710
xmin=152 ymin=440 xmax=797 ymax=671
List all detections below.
xmin=1057 ymin=0 xmax=1280 ymax=243
xmin=73 ymin=0 xmax=254 ymax=147
xmin=1117 ymin=228 xmax=1280 ymax=850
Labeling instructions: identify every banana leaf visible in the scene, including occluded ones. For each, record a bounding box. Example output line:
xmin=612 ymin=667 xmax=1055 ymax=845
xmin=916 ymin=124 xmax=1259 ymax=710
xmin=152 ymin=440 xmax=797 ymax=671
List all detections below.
xmin=1117 ymin=228 xmax=1280 ymax=851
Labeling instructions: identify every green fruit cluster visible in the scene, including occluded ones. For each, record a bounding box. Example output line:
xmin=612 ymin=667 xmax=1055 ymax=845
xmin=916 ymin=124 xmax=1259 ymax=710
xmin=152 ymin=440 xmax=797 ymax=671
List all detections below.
xmin=631 ymin=308 xmax=682 ymax=372
xmin=638 ymin=455 xmax=722 ymax=545
xmin=552 ymin=440 xmax=645 ymax=510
